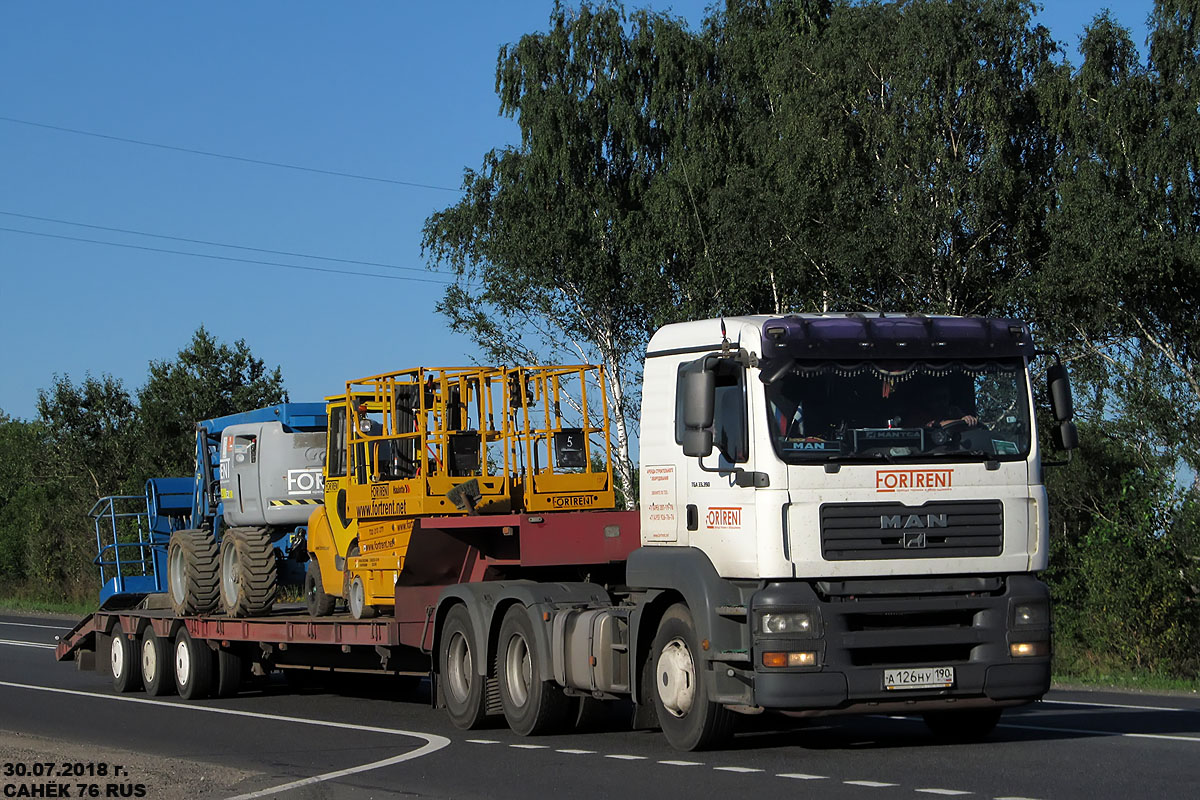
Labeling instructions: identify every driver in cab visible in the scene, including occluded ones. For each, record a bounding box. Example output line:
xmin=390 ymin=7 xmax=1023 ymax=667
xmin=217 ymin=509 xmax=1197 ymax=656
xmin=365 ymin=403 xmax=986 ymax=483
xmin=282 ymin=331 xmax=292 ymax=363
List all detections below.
xmin=899 ymin=385 xmax=978 ymax=429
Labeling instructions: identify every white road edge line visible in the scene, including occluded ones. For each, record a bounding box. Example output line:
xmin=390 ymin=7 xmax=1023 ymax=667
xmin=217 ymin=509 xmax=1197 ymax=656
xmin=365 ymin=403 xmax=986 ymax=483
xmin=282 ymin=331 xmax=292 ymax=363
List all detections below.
xmin=999 ymin=720 xmax=1200 ymax=744
xmin=0 ymin=622 xmax=70 ymax=631
xmin=1040 ymin=699 xmax=1194 ymax=713
xmin=0 ymin=639 xmax=56 ymax=649
xmin=0 ymin=680 xmax=451 ymax=799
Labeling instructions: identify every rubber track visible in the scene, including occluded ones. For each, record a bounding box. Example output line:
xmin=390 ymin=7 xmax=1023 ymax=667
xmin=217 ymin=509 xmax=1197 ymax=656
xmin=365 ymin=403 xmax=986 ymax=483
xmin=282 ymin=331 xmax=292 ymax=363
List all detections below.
xmin=222 ymin=527 xmax=278 ymax=617
xmin=170 ymin=529 xmax=219 ymax=615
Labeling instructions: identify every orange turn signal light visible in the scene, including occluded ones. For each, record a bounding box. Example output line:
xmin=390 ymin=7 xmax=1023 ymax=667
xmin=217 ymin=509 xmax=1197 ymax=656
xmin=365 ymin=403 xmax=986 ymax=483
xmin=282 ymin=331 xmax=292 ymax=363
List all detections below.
xmin=762 ymin=651 xmax=818 ymax=668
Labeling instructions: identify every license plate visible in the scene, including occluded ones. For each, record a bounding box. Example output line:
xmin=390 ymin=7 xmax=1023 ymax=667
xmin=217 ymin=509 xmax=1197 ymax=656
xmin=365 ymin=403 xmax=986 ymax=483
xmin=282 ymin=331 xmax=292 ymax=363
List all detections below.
xmin=883 ymin=666 xmax=955 ymax=690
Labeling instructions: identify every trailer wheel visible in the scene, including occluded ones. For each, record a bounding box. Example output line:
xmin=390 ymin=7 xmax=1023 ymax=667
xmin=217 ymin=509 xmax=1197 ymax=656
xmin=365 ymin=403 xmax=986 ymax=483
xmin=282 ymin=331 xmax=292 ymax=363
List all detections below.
xmin=220 ymin=527 xmax=278 ymax=617
xmin=214 ymin=646 xmax=245 ymax=698
xmin=109 ymin=622 xmax=142 ymax=694
xmin=439 ymin=605 xmax=488 ymax=729
xmin=140 ymin=628 xmax=174 ymax=697
xmin=174 ymin=628 xmax=214 ymax=700
xmin=497 ymin=605 xmax=572 ymax=735
xmin=305 ymin=560 xmax=336 ymax=617
xmin=923 ymin=708 xmax=1003 ymax=741
xmin=168 ymin=529 xmax=219 ymax=615
xmin=651 ymin=604 xmax=732 ymax=751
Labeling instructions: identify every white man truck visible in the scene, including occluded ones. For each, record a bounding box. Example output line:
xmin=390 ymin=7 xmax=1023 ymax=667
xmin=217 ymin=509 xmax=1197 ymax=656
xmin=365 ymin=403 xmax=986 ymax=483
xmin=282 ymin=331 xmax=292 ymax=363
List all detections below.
xmin=57 ymin=313 xmax=1074 ymax=752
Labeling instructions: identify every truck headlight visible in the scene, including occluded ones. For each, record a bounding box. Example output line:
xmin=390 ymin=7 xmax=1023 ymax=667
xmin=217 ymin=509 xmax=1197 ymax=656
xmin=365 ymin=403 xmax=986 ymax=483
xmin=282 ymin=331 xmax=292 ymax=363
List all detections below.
xmin=1013 ymin=602 xmax=1048 ymax=627
xmin=760 ymin=611 xmax=813 ymax=635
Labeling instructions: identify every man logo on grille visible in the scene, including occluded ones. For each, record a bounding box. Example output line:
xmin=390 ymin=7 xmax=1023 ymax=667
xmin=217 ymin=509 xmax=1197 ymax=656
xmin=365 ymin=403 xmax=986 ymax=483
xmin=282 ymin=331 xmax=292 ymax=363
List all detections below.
xmin=880 ymin=513 xmax=948 ymax=529
xmin=903 ymin=531 xmax=927 ymax=549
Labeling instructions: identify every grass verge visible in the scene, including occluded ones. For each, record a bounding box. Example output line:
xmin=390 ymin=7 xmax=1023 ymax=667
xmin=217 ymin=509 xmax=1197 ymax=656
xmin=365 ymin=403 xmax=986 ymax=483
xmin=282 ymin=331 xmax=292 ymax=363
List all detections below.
xmin=0 ymin=593 xmax=95 ymax=617
xmin=1052 ymin=671 xmax=1200 ymax=695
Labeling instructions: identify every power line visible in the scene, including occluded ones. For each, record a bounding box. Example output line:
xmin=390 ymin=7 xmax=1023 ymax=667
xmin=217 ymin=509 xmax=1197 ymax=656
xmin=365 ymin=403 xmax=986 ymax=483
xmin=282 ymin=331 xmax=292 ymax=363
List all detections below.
xmin=0 ymin=210 xmax=439 ymax=275
xmin=0 ymin=226 xmax=454 ymax=284
xmin=0 ymin=115 xmax=464 ymax=193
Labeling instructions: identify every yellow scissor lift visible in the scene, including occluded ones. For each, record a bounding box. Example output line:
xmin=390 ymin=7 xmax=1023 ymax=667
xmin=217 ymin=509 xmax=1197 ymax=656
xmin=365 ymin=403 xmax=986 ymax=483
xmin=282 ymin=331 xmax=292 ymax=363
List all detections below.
xmin=304 ymin=363 xmax=614 ymax=619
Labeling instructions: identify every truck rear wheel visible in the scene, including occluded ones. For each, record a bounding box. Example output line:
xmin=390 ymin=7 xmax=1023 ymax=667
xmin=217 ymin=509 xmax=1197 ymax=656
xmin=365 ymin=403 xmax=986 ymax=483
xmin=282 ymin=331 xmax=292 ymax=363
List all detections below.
xmin=497 ymin=605 xmax=572 ymax=735
xmin=109 ymin=622 xmax=142 ymax=694
xmin=923 ymin=708 xmax=1003 ymax=741
xmin=173 ymin=628 xmax=214 ymax=700
xmin=651 ymin=603 xmax=732 ymax=751
xmin=220 ymin=527 xmax=278 ymax=617
xmin=305 ymin=560 xmax=336 ymax=617
xmin=140 ymin=628 xmax=173 ymax=696
xmin=439 ymin=605 xmax=488 ymax=729
xmin=168 ymin=530 xmax=219 ymax=616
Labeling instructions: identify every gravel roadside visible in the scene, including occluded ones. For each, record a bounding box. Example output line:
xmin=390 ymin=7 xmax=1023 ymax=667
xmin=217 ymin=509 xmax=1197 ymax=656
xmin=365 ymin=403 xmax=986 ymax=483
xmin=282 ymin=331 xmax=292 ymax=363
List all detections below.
xmin=0 ymin=729 xmax=263 ymax=799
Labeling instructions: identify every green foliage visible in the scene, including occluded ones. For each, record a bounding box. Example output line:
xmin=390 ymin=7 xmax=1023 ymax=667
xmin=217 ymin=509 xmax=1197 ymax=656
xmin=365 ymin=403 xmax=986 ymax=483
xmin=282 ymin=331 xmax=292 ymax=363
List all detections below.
xmin=1044 ymin=425 xmax=1200 ymax=677
xmin=0 ymin=328 xmax=286 ymax=604
xmin=136 ymin=326 xmax=287 ymax=478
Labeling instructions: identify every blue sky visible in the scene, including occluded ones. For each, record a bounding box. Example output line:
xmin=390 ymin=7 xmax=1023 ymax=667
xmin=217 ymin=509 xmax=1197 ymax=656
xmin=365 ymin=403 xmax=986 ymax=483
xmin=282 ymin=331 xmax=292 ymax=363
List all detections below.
xmin=0 ymin=1 xmax=1156 ymax=421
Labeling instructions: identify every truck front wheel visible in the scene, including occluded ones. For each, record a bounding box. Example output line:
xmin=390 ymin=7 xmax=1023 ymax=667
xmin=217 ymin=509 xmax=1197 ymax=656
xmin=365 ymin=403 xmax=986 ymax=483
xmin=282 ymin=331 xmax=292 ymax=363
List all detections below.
xmin=497 ymin=606 xmax=572 ymax=735
xmin=651 ymin=603 xmax=732 ymax=751
xmin=439 ymin=605 xmax=488 ymax=729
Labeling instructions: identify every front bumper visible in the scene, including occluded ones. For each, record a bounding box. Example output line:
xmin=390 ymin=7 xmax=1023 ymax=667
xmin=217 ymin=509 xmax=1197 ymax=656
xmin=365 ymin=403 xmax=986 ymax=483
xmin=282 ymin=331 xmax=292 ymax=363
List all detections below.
xmin=746 ymin=575 xmax=1050 ymax=711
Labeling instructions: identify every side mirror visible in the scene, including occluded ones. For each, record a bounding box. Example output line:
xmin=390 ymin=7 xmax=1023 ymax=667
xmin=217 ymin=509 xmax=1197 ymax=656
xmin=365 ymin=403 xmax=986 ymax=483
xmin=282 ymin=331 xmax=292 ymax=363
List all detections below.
xmin=680 ymin=359 xmax=716 ymax=458
xmin=683 ymin=365 xmax=715 ymax=429
xmin=682 ymin=428 xmax=714 ymax=458
xmin=1053 ymin=420 xmax=1079 ymax=451
xmin=1047 ymin=363 xmax=1074 ymax=422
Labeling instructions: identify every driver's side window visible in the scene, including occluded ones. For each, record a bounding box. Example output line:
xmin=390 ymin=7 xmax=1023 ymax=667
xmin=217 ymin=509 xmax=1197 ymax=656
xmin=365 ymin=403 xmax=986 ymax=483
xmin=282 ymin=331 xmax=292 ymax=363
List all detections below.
xmin=713 ymin=363 xmax=748 ymax=463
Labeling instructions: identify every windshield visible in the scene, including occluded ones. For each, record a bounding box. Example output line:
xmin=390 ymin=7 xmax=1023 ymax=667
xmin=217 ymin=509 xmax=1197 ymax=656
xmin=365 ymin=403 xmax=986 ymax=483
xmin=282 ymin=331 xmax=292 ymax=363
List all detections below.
xmin=763 ymin=359 xmax=1031 ymax=463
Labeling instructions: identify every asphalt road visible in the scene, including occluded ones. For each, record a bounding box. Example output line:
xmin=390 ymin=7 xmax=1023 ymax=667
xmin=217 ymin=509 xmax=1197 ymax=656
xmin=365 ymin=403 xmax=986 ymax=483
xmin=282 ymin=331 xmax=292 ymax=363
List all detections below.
xmin=2 ymin=610 xmax=1199 ymax=800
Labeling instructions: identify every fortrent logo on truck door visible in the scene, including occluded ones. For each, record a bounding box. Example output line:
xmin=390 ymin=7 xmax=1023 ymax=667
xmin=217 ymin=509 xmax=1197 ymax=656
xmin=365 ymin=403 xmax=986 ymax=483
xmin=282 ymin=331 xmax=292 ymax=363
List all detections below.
xmin=706 ymin=507 xmax=742 ymax=530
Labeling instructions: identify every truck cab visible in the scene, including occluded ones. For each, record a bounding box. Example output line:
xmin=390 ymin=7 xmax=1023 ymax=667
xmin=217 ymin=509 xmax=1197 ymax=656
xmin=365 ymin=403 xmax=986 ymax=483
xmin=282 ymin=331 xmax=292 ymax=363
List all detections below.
xmin=634 ymin=314 xmax=1074 ymax=745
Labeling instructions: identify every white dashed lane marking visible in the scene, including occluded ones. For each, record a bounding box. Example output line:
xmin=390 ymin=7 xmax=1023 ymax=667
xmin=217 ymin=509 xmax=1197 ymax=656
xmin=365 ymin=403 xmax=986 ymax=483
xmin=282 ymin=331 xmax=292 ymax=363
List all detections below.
xmin=0 ymin=639 xmax=56 ymax=649
xmin=845 ymin=780 xmax=898 ymax=787
xmin=509 ymin=744 xmax=549 ymax=749
xmin=0 ymin=621 xmax=69 ymax=630
xmin=778 ymin=773 xmax=828 ymax=780
xmin=556 ymin=748 xmax=595 ymax=754
xmin=916 ymin=790 xmax=972 ymax=796
xmin=658 ymin=759 xmax=703 ymax=766
xmin=605 ymin=754 xmax=647 ymax=760
xmin=466 ymin=739 xmax=499 ymax=744
xmin=714 ymin=766 xmax=762 ymax=773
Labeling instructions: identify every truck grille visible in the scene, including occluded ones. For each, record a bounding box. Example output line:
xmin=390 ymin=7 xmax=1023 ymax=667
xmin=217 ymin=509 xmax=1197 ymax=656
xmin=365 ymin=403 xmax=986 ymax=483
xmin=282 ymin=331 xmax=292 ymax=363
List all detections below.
xmin=820 ymin=500 xmax=1003 ymax=560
